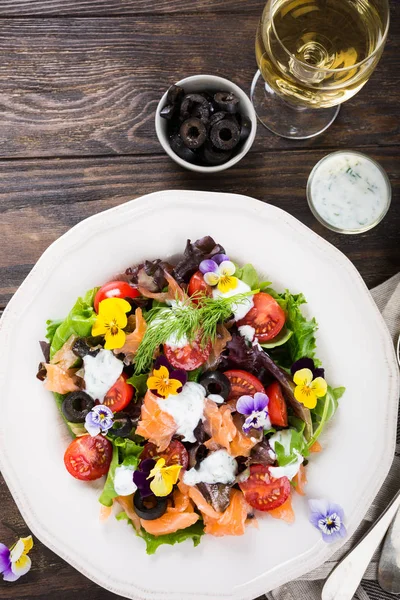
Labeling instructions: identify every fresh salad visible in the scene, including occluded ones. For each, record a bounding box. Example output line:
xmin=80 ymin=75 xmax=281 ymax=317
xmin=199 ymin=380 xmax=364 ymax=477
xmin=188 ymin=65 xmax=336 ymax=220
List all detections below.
xmin=37 ymin=236 xmax=345 ymax=554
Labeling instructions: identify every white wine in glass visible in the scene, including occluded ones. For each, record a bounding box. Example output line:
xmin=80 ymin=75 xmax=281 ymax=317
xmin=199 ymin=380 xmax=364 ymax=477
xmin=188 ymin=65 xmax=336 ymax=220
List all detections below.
xmin=251 ymin=0 xmax=389 ymax=139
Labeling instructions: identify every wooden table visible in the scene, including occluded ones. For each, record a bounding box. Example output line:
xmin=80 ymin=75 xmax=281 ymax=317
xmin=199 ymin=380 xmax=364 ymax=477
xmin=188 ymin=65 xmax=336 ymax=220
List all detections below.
xmin=0 ymin=1 xmax=398 ymax=598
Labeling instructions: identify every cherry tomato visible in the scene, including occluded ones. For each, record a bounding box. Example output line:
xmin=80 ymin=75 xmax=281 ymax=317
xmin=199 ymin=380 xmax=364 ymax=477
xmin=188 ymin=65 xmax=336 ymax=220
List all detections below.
xmin=239 ymin=464 xmax=291 ymax=511
xmin=266 ymin=381 xmax=288 ymax=427
xmin=188 ymin=271 xmax=212 ymax=303
xmin=140 ymin=440 xmax=189 ymax=470
xmin=164 ymin=337 xmax=211 ymax=371
xmin=237 ymin=292 xmax=285 ymax=342
xmin=103 ymin=373 xmax=134 ymax=412
xmin=94 ymin=280 xmax=140 ymax=313
xmin=224 ymin=370 xmax=265 ymax=401
xmin=64 ymin=434 xmax=112 ymax=481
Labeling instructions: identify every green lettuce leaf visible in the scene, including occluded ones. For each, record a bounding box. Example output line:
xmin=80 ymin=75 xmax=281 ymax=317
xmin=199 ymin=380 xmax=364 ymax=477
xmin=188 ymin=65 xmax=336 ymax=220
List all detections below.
xmin=234 ymin=263 xmax=271 ymax=291
xmin=308 ymin=386 xmax=346 ymax=448
xmin=272 ymin=429 xmax=309 ymax=467
xmin=260 ymin=327 xmax=293 ymax=349
xmin=126 ymin=373 xmax=148 ymax=402
xmin=48 ymin=288 xmax=99 ymax=359
xmin=116 ymin=512 xmax=205 ymax=555
xmin=99 ymin=443 xmax=119 ymax=507
xmin=46 ymin=319 xmax=63 ymax=343
xmin=113 ymin=437 xmax=143 ymax=462
xmin=187 ymin=368 xmax=202 ymax=382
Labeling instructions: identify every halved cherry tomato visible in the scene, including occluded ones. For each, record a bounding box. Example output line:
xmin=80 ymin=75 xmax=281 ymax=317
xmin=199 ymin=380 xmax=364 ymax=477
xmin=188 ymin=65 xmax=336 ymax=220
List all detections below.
xmin=266 ymin=381 xmax=288 ymax=427
xmin=140 ymin=440 xmax=189 ymax=470
xmin=94 ymin=280 xmax=140 ymax=313
xmin=103 ymin=373 xmax=134 ymax=412
xmin=164 ymin=337 xmax=211 ymax=371
xmin=188 ymin=271 xmax=212 ymax=303
xmin=224 ymin=370 xmax=265 ymax=401
xmin=237 ymin=292 xmax=285 ymax=342
xmin=239 ymin=464 xmax=291 ymax=511
xmin=64 ymin=434 xmax=112 ymax=481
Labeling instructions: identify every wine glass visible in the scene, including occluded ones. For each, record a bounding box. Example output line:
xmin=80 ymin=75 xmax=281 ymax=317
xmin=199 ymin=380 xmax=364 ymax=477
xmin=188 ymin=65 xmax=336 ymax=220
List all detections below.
xmin=251 ymin=0 xmax=390 ymax=139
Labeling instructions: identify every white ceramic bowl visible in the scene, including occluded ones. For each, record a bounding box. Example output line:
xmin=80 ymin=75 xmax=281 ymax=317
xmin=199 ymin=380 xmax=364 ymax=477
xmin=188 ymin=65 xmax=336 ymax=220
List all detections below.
xmin=155 ymin=75 xmax=257 ymax=173
xmin=0 ymin=190 xmax=398 ymax=600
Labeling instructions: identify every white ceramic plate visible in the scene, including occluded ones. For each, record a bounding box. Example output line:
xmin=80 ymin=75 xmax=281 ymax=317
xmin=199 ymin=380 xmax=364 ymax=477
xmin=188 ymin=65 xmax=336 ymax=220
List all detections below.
xmin=0 ymin=190 xmax=398 ymax=600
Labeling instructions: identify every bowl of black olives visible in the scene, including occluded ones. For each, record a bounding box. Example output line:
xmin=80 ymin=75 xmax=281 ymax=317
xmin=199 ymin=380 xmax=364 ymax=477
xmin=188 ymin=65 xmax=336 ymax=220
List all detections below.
xmin=155 ymin=75 xmax=257 ymax=173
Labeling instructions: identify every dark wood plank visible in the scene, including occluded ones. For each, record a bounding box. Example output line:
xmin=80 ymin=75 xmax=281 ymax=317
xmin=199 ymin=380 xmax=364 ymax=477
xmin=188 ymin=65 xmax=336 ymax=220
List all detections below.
xmin=0 ymin=9 xmax=398 ymax=159
xmin=0 ymin=0 xmax=264 ymax=16
xmin=0 ymin=146 xmax=398 ymax=308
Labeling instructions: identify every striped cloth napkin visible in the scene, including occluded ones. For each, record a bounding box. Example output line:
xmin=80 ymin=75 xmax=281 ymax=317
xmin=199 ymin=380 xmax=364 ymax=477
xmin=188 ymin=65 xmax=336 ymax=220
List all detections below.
xmin=266 ymin=273 xmax=400 ymax=600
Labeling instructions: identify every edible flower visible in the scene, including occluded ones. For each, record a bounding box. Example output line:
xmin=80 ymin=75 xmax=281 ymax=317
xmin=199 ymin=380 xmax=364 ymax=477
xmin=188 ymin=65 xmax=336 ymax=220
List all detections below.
xmin=84 ymin=404 xmax=114 ymax=436
xmin=92 ymin=297 xmax=131 ymax=350
xmin=292 ymin=367 xmax=327 ymax=409
xmin=0 ymin=536 xmax=33 ymax=582
xmin=148 ymin=458 xmax=181 ymax=497
xmin=291 ymin=357 xmax=325 ymax=379
xmin=147 ymin=355 xmax=187 ymax=399
xmin=309 ymin=499 xmax=347 ymax=543
xmin=199 ymin=254 xmax=238 ymax=293
xmin=236 ymin=392 xmax=271 ymax=433
xmin=133 ymin=459 xmax=156 ymax=498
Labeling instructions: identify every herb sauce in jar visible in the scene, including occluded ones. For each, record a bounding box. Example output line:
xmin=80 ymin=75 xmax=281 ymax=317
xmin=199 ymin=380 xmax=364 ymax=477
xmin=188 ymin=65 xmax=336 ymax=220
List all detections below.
xmin=307 ymin=152 xmax=391 ymax=233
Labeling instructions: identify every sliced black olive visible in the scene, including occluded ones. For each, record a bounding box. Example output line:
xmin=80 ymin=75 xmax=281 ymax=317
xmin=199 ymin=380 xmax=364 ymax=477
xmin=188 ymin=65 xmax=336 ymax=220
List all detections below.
xmin=72 ymin=338 xmax=101 ymax=359
xmin=239 ymin=115 xmax=252 ymax=143
xmin=193 ymin=420 xmax=210 ymax=444
xmin=167 ymin=84 xmax=185 ymax=106
xmin=108 ymin=412 xmax=133 ymax=438
xmin=210 ymin=119 xmax=240 ymax=151
xmin=209 ymin=111 xmax=227 ymax=127
xmin=201 ymin=142 xmax=232 ymax=166
xmin=180 ymin=117 xmax=207 ymax=149
xmin=62 ymin=391 xmax=95 ymax=423
xmin=189 ymin=442 xmax=209 ymax=468
xmin=133 ymin=491 xmax=168 ymax=520
xmin=214 ymin=91 xmax=240 ymax=114
xmin=160 ymin=103 xmax=176 ymax=120
xmin=169 ymin=133 xmax=197 ymax=163
xmin=199 ymin=371 xmax=231 ymax=400
xmin=180 ymin=93 xmax=210 ymax=122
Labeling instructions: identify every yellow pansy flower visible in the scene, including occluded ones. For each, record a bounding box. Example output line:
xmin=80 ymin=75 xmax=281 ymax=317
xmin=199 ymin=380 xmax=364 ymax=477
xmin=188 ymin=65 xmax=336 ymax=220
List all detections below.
xmin=293 ymin=368 xmax=327 ymax=409
xmin=92 ymin=297 xmax=131 ymax=350
xmin=200 ymin=258 xmax=238 ymax=293
xmin=147 ymin=364 xmax=184 ymax=398
xmin=148 ymin=458 xmax=181 ymax=497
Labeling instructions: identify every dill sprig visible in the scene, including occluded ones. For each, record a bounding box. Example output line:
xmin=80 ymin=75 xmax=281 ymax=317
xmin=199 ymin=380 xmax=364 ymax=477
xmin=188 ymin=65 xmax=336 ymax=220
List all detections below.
xmin=133 ymin=290 xmax=257 ymax=375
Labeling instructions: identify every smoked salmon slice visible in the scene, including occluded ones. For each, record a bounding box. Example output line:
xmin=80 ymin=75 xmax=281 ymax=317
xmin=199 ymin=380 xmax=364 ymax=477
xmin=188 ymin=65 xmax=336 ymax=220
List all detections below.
xmin=268 ymin=495 xmax=295 ymax=523
xmin=136 ymin=390 xmax=177 ymax=452
xmin=189 ymin=488 xmax=249 ymax=537
xmin=114 ymin=308 xmax=147 ymax=358
xmin=204 ymin=399 xmax=257 ymax=458
xmin=140 ymin=486 xmax=199 ymax=536
xmin=116 ymin=495 xmax=141 ymax=531
xmin=44 ymin=363 xmax=81 ymax=394
xmin=293 ymin=464 xmax=307 ymax=496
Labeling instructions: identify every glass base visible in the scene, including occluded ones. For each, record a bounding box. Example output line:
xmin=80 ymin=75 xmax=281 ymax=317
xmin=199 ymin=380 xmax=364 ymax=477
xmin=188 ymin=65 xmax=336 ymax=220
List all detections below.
xmin=250 ymin=70 xmax=340 ymax=140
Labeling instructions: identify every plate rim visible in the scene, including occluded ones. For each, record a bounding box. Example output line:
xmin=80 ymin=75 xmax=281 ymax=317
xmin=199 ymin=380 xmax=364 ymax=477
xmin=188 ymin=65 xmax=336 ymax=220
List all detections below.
xmin=0 ymin=189 xmax=398 ymax=599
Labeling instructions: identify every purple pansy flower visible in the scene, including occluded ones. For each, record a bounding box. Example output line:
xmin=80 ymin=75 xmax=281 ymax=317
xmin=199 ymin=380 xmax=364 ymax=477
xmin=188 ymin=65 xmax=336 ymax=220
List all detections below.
xmin=291 ymin=357 xmax=325 ymax=380
xmin=309 ymin=499 xmax=347 ymax=543
xmin=150 ymin=355 xmax=187 ymax=395
xmin=84 ymin=404 xmax=114 ymax=437
xmin=0 ymin=536 xmax=33 ymax=582
xmin=236 ymin=392 xmax=271 ymax=434
xmin=199 ymin=254 xmax=238 ymax=293
xmin=133 ymin=458 xmax=156 ymax=498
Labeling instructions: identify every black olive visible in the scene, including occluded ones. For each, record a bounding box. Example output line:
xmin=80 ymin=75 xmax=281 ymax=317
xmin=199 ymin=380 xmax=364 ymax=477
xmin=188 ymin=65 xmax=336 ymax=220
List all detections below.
xmin=72 ymin=338 xmax=101 ymax=359
xmin=169 ymin=133 xmax=197 ymax=163
xmin=180 ymin=93 xmax=210 ymax=122
xmin=108 ymin=412 xmax=133 ymax=438
xmin=209 ymin=111 xmax=227 ymax=127
xmin=193 ymin=420 xmax=210 ymax=444
xmin=214 ymin=91 xmax=240 ymax=114
xmin=160 ymin=103 xmax=176 ymax=120
xmin=201 ymin=142 xmax=232 ymax=166
xmin=199 ymin=371 xmax=231 ymax=400
xmin=210 ymin=119 xmax=240 ymax=151
xmin=180 ymin=117 xmax=207 ymax=149
xmin=62 ymin=391 xmax=95 ymax=423
xmin=167 ymin=84 xmax=185 ymax=106
xmin=239 ymin=115 xmax=252 ymax=143
xmin=133 ymin=491 xmax=168 ymax=520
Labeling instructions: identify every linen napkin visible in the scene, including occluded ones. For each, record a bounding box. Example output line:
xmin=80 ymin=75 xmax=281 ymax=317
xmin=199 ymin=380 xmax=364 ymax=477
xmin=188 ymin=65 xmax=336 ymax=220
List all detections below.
xmin=266 ymin=273 xmax=400 ymax=600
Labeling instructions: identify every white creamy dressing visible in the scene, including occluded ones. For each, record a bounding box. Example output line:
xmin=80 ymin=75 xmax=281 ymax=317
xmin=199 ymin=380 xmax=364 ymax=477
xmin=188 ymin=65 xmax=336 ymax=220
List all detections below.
xmin=238 ymin=324 xmax=255 ymax=343
xmin=183 ymin=449 xmax=238 ymax=486
xmin=207 ymin=393 xmax=225 ymax=404
xmin=212 ymin=280 xmax=254 ymax=321
xmin=155 ymin=301 xmax=190 ymax=349
xmin=158 ymin=382 xmax=206 ymax=443
xmin=310 ymin=153 xmax=390 ymax=232
xmin=83 ymin=349 xmax=123 ymax=402
xmin=268 ymin=430 xmax=303 ymax=481
xmin=113 ymin=465 xmax=137 ymax=496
